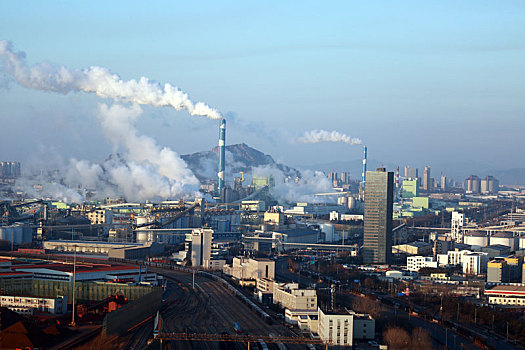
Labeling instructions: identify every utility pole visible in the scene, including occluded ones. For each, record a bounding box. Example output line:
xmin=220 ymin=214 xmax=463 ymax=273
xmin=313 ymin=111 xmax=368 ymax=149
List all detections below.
xmin=192 ymin=269 xmax=195 ymax=290
xmin=71 ymin=248 xmax=77 ymax=327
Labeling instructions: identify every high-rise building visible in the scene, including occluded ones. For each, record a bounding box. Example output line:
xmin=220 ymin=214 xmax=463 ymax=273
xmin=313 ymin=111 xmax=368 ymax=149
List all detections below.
xmin=340 ymin=172 xmax=350 ymax=185
xmin=481 ymin=175 xmax=499 ymax=194
xmin=440 ymin=175 xmax=447 ymax=190
xmin=191 ymin=228 xmax=213 ymax=267
xmin=451 ymin=211 xmax=464 ymax=243
xmin=404 ymin=166 xmax=418 ymax=180
xmin=422 ymin=166 xmax=431 ymax=191
xmin=363 ymin=168 xmax=393 ymax=264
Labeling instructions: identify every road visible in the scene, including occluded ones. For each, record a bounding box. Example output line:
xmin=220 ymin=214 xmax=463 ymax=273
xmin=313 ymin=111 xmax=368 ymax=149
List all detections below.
xmin=155 ymin=268 xmax=315 ymax=350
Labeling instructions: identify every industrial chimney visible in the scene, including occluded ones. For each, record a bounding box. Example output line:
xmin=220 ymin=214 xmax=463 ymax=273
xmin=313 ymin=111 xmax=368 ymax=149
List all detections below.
xmin=218 ymin=118 xmax=226 ymax=196
xmin=361 ymin=145 xmax=367 ymax=185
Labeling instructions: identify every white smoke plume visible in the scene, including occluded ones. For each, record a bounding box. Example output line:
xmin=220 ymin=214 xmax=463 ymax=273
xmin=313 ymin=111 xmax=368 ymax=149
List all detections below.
xmin=298 ymin=129 xmax=362 ymax=145
xmin=63 ymin=103 xmax=201 ymax=202
xmin=0 ymin=40 xmax=221 ymax=120
xmin=252 ymin=165 xmax=333 ymax=204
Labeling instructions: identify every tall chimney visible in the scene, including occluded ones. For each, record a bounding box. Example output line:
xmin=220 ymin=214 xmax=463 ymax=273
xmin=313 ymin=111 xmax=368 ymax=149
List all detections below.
xmin=361 ymin=145 xmax=367 ymax=185
xmin=218 ymin=118 xmax=226 ymax=196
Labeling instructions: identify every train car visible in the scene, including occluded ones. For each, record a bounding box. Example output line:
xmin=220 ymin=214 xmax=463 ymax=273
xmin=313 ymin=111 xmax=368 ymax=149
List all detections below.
xmin=233 ymin=322 xmax=242 ymax=333
xmin=258 ymin=339 xmax=269 ymax=350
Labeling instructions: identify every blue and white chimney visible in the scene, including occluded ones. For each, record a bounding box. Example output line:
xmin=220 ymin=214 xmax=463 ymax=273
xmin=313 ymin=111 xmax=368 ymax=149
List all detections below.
xmin=218 ymin=118 xmax=226 ymax=196
xmin=361 ymin=145 xmax=367 ymax=185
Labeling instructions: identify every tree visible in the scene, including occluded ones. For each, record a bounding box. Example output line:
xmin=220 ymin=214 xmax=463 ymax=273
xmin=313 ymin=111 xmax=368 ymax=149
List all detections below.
xmin=410 ymin=327 xmax=432 ymax=350
xmin=383 ymin=326 xmax=411 ymax=350
xmin=352 ymin=297 xmax=383 ymax=319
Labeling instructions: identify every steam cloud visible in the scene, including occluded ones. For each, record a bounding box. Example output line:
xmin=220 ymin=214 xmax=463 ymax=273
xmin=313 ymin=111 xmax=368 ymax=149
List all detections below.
xmin=0 ymin=40 xmax=221 ymax=202
xmin=0 ymin=40 xmax=221 ymax=120
xmin=298 ymin=129 xmax=362 ymax=145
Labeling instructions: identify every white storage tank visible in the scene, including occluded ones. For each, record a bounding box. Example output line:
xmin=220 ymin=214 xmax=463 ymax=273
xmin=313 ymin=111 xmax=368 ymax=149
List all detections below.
xmin=0 ymin=223 xmax=32 ymax=245
xmin=490 ymin=232 xmax=518 ymax=251
xmin=463 ymin=231 xmax=489 ymax=248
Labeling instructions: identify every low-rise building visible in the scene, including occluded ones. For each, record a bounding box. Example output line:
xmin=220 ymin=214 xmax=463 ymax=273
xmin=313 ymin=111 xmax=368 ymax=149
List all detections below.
xmin=273 ymin=283 xmax=317 ymax=311
xmin=407 ymin=256 xmax=438 ymax=272
xmin=485 ymin=285 xmax=525 ymax=306
xmin=223 ymin=257 xmax=275 ymax=284
xmin=0 ymin=295 xmax=67 ymax=315
xmin=317 ymin=308 xmax=375 ymax=347
xmin=393 ymin=241 xmax=433 ymax=256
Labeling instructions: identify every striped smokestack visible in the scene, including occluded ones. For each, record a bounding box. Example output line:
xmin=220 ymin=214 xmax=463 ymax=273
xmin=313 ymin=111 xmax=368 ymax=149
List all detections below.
xmin=361 ymin=145 xmax=367 ymax=185
xmin=218 ymin=118 xmax=226 ymax=196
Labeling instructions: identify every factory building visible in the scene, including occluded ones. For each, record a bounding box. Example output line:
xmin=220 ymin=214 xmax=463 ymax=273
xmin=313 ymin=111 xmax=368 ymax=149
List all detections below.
xmin=11 ymin=262 xmax=157 ymax=284
xmin=392 ymin=241 xmax=433 ymax=256
xmin=0 ymin=223 xmax=33 ymax=245
xmin=480 ymin=244 xmax=511 ymax=259
xmin=485 ymin=285 xmax=525 ymax=306
xmin=0 ymin=295 xmax=67 ymax=316
xmin=43 ymin=240 xmax=146 ymax=254
xmin=490 ymin=232 xmax=518 ymax=252
xmin=401 ymin=179 xmax=419 ymax=198
xmin=223 ymin=257 xmax=275 ymax=285
xmin=463 ymin=231 xmax=489 ymax=248
xmin=465 ymin=175 xmax=481 ymax=194
xmin=273 ymin=283 xmax=317 ymax=311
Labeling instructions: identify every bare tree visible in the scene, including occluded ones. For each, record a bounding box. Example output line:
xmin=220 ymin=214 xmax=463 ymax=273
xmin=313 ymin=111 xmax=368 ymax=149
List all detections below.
xmin=410 ymin=327 xmax=433 ymax=350
xmin=352 ymin=296 xmax=383 ymax=319
xmin=383 ymin=326 xmax=411 ymax=350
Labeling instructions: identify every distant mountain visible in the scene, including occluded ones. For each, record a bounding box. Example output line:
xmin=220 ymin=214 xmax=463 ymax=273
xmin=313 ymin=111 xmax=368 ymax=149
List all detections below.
xmin=302 ymin=159 xmax=398 ymax=179
xmin=181 ymin=143 xmax=300 ymax=182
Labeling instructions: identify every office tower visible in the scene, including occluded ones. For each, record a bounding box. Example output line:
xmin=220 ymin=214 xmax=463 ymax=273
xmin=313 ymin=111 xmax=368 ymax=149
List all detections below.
xmin=363 ymin=168 xmax=394 ymax=264
xmin=422 ymin=166 xmax=431 ymax=191
xmin=465 ymin=175 xmax=481 ymax=194
xmin=404 ymin=166 xmax=418 ymax=180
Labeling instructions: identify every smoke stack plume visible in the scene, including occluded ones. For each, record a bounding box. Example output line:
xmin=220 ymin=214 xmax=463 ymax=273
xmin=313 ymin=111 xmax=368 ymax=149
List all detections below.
xmin=0 ymin=40 xmax=221 ymax=120
xmin=298 ymin=129 xmax=362 ymax=145
xmin=218 ymin=119 xmax=226 ymax=196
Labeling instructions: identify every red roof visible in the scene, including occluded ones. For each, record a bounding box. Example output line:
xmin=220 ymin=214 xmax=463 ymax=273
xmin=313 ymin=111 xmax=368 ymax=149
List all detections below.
xmin=0 ymin=272 xmax=32 ymax=276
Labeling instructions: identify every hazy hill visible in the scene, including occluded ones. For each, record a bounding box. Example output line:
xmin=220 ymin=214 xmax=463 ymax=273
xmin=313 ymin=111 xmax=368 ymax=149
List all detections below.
xmin=181 ymin=143 xmax=300 ymax=182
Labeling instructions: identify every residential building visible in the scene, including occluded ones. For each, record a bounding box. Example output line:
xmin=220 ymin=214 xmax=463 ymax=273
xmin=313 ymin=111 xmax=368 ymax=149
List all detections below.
xmin=404 ymin=166 xmax=418 ymax=180
xmin=462 ymin=252 xmax=488 ymax=276
xmin=433 ymin=236 xmax=454 ymax=256
xmin=407 ymin=256 xmax=438 ymax=272
xmin=363 ymin=168 xmax=394 ymax=264
xmin=317 ymin=308 xmax=375 ymax=347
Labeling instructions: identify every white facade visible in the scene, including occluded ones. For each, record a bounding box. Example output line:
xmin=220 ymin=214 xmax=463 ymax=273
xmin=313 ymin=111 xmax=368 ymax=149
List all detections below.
xmin=223 ymin=257 xmax=275 ymax=281
xmin=318 ymin=308 xmax=354 ymax=346
xmin=407 ymin=256 xmax=438 ymax=272
xmin=490 ymin=234 xmax=518 ymax=252
xmin=451 ymin=211 xmax=464 ymax=243
xmin=191 ymin=228 xmax=213 ymax=267
xmin=273 ymin=283 xmax=317 ymax=310
xmin=0 ymin=295 xmax=67 ymax=315
xmin=462 ymin=253 xmax=488 ymax=275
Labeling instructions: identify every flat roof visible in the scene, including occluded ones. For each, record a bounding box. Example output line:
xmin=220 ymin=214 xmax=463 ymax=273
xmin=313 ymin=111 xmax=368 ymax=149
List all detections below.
xmin=485 ymin=285 xmax=525 ymax=295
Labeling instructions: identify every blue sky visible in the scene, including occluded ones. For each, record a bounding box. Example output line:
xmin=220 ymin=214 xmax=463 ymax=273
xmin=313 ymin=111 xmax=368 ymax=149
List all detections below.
xmin=1 ymin=1 xmax=524 ymax=178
